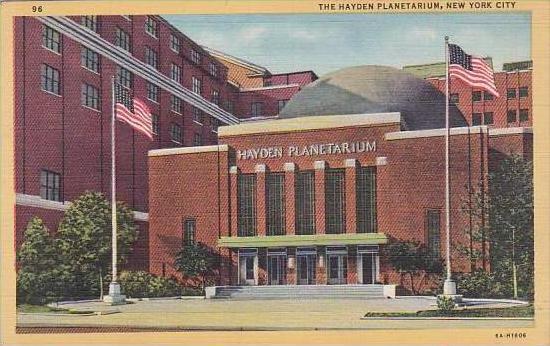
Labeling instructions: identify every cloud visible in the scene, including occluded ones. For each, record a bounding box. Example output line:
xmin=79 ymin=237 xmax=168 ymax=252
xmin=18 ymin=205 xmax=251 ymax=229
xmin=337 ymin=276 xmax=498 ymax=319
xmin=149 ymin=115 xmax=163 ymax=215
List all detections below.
xmin=409 ymin=26 xmax=438 ymax=41
xmin=240 ymin=26 xmax=269 ymax=43
xmin=288 ymin=29 xmax=318 ymax=41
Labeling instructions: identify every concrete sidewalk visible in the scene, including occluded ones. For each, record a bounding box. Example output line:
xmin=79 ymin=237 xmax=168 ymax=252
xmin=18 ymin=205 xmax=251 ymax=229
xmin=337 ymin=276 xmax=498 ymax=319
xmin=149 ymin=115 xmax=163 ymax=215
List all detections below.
xmin=17 ymin=297 xmax=532 ymax=331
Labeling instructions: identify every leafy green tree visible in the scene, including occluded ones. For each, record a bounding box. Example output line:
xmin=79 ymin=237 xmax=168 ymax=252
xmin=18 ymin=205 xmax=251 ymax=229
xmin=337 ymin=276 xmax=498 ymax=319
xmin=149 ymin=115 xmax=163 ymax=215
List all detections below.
xmin=382 ymin=237 xmax=444 ymax=295
xmin=56 ymin=191 xmax=138 ymax=299
xmin=16 ymin=217 xmax=71 ymax=304
xmin=175 ymin=242 xmax=219 ymax=291
xmin=462 ymin=155 xmax=533 ymax=299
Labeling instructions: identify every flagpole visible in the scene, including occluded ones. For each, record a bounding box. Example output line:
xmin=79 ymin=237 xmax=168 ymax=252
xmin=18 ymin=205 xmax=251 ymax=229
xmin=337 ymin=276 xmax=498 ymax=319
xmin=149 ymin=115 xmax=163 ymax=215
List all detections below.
xmin=443 ymin=36 xmax=457 ymax=296
xmin=104 ymin=77 xmax=125 ymax=304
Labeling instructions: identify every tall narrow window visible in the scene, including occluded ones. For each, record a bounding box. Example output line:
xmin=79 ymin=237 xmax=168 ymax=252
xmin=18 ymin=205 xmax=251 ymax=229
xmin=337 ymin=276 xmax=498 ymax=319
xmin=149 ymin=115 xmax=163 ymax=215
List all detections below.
xmin=208 ymin=63 xmax=218 ymax=77
xmin=145 ymin=16 xmax=158 ymax=38
xmin=170 ymin=63 xmax=182 ymax=83
xmin=472 ymin=113 xmax=482 ymax=126
xmin=193 ymin=132 xmax=202 ymax=146
xmin=295 ymin=171 xmax=315 ymax=235
xmin=251 ymin=102 xmax=263 ymax=117
xmin=426 ymin=210 xmax=441 ymax=259
xmin=170 ymin=95 xmax=182 ymax=114
xmin=212 ymin=90 xmax=220 ymax=106
xmin=42 ymin=25 xmax=61 ymax=53
xmin=147 ymin=82 xmax=159 ymax=102
xmin=237 ymin=174 xmax=257 ymax=237
xmin=192 ymin=107 xmax=203 ymax=124
xmin=170 ymin=122 xmax=182 ymax=143
xmin=183 ymin=218 xmax=196 ymax=246
xmin=266 ymin=173 xmax=285 ymax=236
xmin=325 ymin=169 xmax=346 ymax=234
xmin=356 ymin=167 xmax=377 ymax=233
xmin=507 ymin=110 xmax=517 ymax=124
xmin=115 ymin=27 xmax=131 ymax=51
xmin=41 ymin=64 xmax=60 ymax=95
xmin=151 ymin=114 xmax=159 ymax=134
xmin=40 ymin=170 xmax=61 ymax=202
xmin=483 ymin=112 xmax=494 ymax=125
xmin=519 ymin=109 xmax=529 ymax=122
xmin=191 ymin=49 xmax=201 ymax=64
xmin=81 ymin=15 xmax=98 ymax=32
xmin=81 ymin=83 xmax=100 ymax=110
xmin=81 ymin=46 xmax=100 ymax=73
xmin=192 ymin=77 xmax=202 ymax=94
xmin=116 ymin=66 xmax=133 ymax=89
xmin=170 ymin=34 xmax=181 ymax=53
xmin=145 ymin=47 xmax=158 ymax=69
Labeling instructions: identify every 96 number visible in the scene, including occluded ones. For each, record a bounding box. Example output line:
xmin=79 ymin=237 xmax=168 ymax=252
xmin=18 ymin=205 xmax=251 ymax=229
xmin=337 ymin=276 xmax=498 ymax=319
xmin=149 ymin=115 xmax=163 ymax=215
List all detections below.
xmin=32 ymin=6 xmax=43 ymax=13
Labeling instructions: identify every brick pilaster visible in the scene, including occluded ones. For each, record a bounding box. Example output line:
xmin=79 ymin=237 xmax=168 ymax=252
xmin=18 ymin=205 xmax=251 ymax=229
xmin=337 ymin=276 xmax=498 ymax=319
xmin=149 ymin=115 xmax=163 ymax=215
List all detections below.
xmin=347 ymin=246 xmax=358 ymax=284
xmin=229 ymin=166 xmax=238 ymax=237
xmin=284 ymin=162 xmax=296 ymax=235
xmin=316 ymin=246 xmax=327 ymax=284
xmin=314 ymin=160 xmax=326 ymax=234
xmin=344 ymin=159 xmax=357 ymax=234
xmin=255 ymin=164 xmax=266 ymax=236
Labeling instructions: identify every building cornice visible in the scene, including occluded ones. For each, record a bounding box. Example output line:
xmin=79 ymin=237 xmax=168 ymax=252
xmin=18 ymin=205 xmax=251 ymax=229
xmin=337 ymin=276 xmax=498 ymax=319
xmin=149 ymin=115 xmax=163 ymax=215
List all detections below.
xmin=38 ymin=16 xmax=239 ymax=125
xmin=385 ymin=126 xmax=489 ymax=141
xmin=240 ymin=84 xmax=300 ymax=92
xmin=16 ymin=194 xmax=149 ymax=221
xmin=148 ymin=144 xmax=229 ymax=157
xmin=218 ymin=112 xmax=401 ymax=137
xmin=218 ymin=233 xmax=388 ymax=248
xmin=488 ymin=127 xmax=533 ymax=137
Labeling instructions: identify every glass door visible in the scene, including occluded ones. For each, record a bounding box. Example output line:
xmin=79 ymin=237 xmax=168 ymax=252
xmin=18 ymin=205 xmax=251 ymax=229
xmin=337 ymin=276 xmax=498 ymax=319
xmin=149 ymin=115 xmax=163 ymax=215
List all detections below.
xmin=267 ymin=255 xmax=286 ymax=285
xmin=239 ymin=255 xmax=257 ymax=285
xmin=327 ymin=255 xmax=347 ymax=284
xmin=297 ymin=255 xmax=316 ymax=285
xmin=360 ymin=253 xmax=375 ymax=284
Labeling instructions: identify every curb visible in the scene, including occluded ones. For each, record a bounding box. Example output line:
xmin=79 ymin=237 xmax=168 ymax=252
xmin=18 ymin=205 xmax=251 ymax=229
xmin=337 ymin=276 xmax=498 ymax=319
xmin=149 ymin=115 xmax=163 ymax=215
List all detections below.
xmin=361 ymin=316 xmax=534 ymax=321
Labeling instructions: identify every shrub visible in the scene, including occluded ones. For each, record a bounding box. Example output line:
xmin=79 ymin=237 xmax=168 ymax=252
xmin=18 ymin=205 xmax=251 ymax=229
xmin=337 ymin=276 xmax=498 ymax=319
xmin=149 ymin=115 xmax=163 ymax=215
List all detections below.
xmin=437 ymin=295 xmax=455 ymax=313
xmin=457 ymin=270 xmax=510 ymax=299
xmin=119 ymin=271 xmax=184 ymax=298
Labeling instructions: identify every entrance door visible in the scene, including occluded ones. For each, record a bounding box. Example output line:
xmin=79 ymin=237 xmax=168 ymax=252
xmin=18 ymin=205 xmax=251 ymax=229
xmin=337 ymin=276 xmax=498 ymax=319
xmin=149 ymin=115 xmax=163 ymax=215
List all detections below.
xmin=297 ymin=255 xmax=316 ymax=285
xmin=239 ymin=255 xmax=256 ymax=285
xmin=268 ymin=255 xmax=286 ymax=285
xmin=327 ymin=255 xmax=347 ymax=284
xmin=359 ymin=253 xmax=375 ymax=284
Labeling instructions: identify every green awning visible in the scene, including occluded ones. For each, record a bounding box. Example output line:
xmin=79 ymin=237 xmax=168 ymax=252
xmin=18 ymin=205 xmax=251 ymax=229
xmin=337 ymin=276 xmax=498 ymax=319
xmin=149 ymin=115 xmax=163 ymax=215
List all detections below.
xmin=218 ymin=233 xmax=388 ymax=248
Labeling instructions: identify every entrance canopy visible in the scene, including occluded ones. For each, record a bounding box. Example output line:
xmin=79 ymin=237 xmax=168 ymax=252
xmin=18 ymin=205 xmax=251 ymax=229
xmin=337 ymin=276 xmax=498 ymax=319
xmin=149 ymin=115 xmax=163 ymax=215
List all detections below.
xmin=218 ymin=233 xmax=388 ymax=248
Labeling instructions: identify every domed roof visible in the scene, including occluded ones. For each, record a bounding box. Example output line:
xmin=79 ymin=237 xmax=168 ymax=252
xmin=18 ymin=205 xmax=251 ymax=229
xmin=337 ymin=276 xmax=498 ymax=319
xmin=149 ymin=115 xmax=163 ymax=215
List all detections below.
xmin=278 ymin=65 xmax=467 ymax=130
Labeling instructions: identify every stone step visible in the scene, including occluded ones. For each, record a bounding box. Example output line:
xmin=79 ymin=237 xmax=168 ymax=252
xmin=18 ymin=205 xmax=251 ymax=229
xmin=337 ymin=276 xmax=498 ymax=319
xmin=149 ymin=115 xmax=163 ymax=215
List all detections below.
xmin=207 ymin=284 xmax=392 ymax=299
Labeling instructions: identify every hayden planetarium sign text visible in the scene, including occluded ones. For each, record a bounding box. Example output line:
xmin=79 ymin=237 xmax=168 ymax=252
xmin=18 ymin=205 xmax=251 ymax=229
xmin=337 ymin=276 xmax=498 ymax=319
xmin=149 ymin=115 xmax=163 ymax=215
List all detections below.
xmin=237 ymin=141 xmax=376 ymax=160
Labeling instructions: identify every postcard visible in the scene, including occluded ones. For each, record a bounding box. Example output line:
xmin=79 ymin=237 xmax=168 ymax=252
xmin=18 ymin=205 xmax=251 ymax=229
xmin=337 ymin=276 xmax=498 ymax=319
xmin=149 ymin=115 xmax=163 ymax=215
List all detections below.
xmin=1 ymin=0 xmax=548 ymax=345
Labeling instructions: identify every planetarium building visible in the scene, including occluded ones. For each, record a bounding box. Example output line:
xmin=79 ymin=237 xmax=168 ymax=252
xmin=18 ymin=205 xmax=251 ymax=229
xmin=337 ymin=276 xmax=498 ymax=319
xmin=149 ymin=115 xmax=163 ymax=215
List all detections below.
xmin=147 ymin=66 xmax=532 ymax=295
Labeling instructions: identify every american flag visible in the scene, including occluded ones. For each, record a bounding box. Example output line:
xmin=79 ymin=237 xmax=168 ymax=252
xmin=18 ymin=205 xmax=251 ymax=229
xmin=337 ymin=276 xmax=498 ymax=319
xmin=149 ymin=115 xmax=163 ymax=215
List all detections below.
xmin=115 ymin=83 xmax=153 ymax=139
xmin=449 ymin=44 xmax=500 ymax=97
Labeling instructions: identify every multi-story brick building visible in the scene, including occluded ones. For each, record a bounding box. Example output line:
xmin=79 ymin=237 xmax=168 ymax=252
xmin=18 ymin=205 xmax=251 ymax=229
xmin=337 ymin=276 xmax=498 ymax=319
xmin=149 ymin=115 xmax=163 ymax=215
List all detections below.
xmin=13 ymin=15 xmax=314 ymax=269
xmin=148 ymin=66 xmax=532 ymax=290
xmin=404 ymin=59 xmax=533 ymax=129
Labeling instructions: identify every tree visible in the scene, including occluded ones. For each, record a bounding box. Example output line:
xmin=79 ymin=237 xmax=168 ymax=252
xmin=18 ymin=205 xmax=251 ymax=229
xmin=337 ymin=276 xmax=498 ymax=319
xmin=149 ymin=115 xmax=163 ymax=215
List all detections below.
xmin=16 ymin=217 xmax=71 ymax=304
xmin=175 ymin=242 xmax=218 ymax=291
xmin=382 ymin=237 xmax=444 ymax=295
xmin=56 ymin=191 xmax=139 ymax=299
xmin=462 ymin=155 xmax=533 ymax=299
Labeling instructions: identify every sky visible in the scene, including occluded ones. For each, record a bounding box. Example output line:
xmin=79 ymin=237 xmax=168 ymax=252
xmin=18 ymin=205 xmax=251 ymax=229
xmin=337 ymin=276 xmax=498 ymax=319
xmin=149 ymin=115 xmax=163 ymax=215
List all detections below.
xmin=163 ymin=13 xmax=531 ymax=76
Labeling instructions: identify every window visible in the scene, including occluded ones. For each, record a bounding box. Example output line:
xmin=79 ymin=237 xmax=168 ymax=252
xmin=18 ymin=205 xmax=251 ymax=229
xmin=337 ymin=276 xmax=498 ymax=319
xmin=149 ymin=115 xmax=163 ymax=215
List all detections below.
xmin=426 ymin=210 xmax=441 ymax=259
xmin=472 ymin=113 xmax=482 ymax=126
xmin=266 ymin=173 xmax=285 ymax=236
xmin=519 ymin=109 xmax=529 ymax=122
xmin=192 ymin=107 xmax=203 ymax=124
xmin=170 ymin=95 xmax=182 ymax=114
xmin=116 ymin=66 xmax=133 ymax=89
xmin=507 ymin=110 xmax=517 ymax=124
xmin=193 ymin=132 xmax=202 ymax=146
xmin=145 ymin=16 xmax=158 ymax=38
xmin=152 ymin=114 xmax=159 ymax=134
xmin=295 ymin=171 xmax=315 ymax=235
xmin=41 ymin=64 xmax=60 ymax=95
xmin=356 ymin=167 xmax=377 ymax=233
xmin=183 ymin=218 xmax=196 ymax=245
xmin=192 ymin=77 xmax=202 ymax=94
xmin=208 ymin=63 xmax=218 ymax=77
xmin=81 ymin=84 xmax=100 ymax=110
xmin=170 ymin=63 xmax=182 ymax=83
xmin=170 ymin=34 xmax=181 ymax=53
xmin=115 ymin=27 xmax=130 ymax=51
xmin=147 ymin=82 xmax=159 ymax=102
xmin=483 ymin=112 xmax=494 ymax=125
xmin=81 ymin=47 xmax=100 ymax=73
xmin=145 ymin=47 xmax=158 ymax=69
xmin=251 ymin=102 xmax=263 ymax=117
xmin=211 ymin=118 xmax=219 ymax=133
xmin=40 ymin=170 xmax=61 ymax=202
xmin=42 ymin=25 xmax=61 ymax=53
xmin=170 ymin=122 xmax=182 ymax=143
xmin=325 ymin=169 xmax=346 ymax=234
xmin=471 ymin=91 xmax=482 ymax=102
xmin=191 ymin=49 xmax=201 ymax=64
xmin=81 ymin=15 xmax=98 ymax=32
xmin=507 ymin=88 xmax=516 ymax=99
xmin=519 ymin=86 xmax=529 ymax=98
xmin=237 ymin=174 xmax=257 ymax=237
xmin=449 ymin=93 xmax=459 ymax=104
xmin=212 ymin=90 xmax=220 ymax=106
xmin=277 ymin=99 xmax=288 ymax=113
xmin=225 ymin=100 xmax=234 ymax=114
xmin=483 ymin=91 xmax=494 ymax=101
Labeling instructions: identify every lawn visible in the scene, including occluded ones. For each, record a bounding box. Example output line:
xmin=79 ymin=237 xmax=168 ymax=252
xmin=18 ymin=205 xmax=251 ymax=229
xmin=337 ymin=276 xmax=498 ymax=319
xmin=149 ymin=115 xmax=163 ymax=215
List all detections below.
xmin=17 ymin=304 xmax=91 ymax=314
xmin=364 ymin=304 xmax=534 ymax=318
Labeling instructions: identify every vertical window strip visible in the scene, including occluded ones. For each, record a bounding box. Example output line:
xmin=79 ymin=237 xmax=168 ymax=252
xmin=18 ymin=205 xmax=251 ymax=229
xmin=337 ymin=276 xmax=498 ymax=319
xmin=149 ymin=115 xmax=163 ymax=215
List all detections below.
xmin=427 ymin=210 xmax=441 ymax=259
xmin=295 ymin=171 xmax=315 ymax=235
xmin=42 ymin=25 xmax=61 ymax=53
xmin=237 ymin=174 xmax=257 ymax=237
xmin=356 ymin=167 xmax=377 ymax=233
xmin=266 ymin=173 xmax=285 ymax=236
xmin=325 ymin=169 xmax=346 ymax=234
